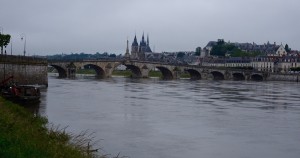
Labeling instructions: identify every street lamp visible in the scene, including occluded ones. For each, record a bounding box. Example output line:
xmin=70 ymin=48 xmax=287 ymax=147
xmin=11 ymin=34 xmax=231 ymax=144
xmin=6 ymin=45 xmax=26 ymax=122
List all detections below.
xmin=20 ymin=34 xmax=26 ymax=56
xmin=0 ymin=26 xmax=3 ymax=55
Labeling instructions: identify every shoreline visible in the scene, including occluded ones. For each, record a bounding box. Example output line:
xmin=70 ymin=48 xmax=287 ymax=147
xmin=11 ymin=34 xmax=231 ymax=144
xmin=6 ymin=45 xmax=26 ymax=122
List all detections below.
xmin=49 ymin=70 xmax=300 ymax=82
xmin=0 ymin=97 xmax=105 ymax=158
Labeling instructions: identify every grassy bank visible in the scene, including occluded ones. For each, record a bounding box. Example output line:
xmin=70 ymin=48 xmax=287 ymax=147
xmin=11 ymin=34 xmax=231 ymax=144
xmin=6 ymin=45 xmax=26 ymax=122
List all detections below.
xmin=0 ymin=97 xmax=104 ymax=158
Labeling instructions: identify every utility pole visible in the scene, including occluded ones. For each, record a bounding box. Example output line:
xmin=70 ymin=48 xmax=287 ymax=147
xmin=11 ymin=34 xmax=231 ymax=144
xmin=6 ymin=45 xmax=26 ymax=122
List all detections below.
xmin=21 ymin=34 xmax=26 ymax=56
xmin=10 ymin=40 xmax=12 ymax=55
xmin=0 ymin=26 xmax=3 ymax=55
xmin=21 ymin=34 xmax=27 ymax=84
xmin=4 ymin=49 xmax=6 ymax=80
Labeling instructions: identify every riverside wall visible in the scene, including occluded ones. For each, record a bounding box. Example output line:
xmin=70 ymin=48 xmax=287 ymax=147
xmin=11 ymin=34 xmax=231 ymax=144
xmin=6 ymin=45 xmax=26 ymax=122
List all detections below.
xmin=0 ymin=55 xmax=48 ymax=86
xmin=268 ymin=73 xmax=299 ymax=82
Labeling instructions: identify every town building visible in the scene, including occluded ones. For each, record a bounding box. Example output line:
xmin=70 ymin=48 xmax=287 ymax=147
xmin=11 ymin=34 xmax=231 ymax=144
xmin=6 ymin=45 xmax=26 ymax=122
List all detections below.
xmin=201 ymin=41 xmax=217 ymax=57
xmin=233 ymin=41 xmax=287 ymax=57
xmin=202 ymin=41 xmax=288 ymax=57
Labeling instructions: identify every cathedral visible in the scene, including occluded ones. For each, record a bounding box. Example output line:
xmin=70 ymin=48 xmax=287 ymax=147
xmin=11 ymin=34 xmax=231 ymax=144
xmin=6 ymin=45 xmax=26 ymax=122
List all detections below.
xmin=130 ymin=33 xmax=152 ymax=60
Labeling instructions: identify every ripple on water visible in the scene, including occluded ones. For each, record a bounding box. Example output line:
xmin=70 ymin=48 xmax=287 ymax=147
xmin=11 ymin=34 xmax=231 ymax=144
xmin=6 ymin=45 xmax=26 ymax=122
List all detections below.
xmin=42 ymin=77 xmax=300 ymax=158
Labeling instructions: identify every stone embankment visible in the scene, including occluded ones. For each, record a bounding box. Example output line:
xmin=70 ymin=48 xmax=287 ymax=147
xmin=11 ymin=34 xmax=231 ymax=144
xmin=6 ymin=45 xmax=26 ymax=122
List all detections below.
xmin=0 ymin=55 xmax=48 ymax=86
xmin=268 ymin=73 xmax=299 ymax=82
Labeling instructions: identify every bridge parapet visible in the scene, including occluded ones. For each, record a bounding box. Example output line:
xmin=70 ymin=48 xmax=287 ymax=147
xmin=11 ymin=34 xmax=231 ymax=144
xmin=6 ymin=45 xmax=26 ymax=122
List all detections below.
xmin=1 ymin=55 xmax=47 ymax=65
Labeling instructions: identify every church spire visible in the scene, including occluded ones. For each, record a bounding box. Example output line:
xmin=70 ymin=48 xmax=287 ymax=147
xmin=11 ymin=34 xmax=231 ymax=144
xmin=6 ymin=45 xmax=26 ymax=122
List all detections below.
xmin=126 ymin=39 xmax=129 ymax=53
xmin=147 ymin=34 xmax=149 ymax=46
xmin=134 ymin=34 xmax=137 ymax=42
xmin=132 ymin=34 xmax=138 ymax=46
xmin=142 ymin=32 xmax=145 ymax=42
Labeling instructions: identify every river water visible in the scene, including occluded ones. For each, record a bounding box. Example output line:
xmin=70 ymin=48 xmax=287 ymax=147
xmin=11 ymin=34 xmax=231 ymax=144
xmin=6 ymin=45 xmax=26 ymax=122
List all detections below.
xmin=38 ymin=74 xmax=300 ymax=158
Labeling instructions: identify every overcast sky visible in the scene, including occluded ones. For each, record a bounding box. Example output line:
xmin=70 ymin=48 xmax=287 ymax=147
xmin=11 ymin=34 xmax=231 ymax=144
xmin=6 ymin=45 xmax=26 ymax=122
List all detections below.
xmin=1 ymin=0 xmax=299 ymax=55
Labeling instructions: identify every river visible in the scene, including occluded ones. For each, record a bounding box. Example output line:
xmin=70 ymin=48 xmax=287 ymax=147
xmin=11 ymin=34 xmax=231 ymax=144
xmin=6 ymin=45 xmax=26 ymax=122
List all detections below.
xmin=38 ymin=74 xmax=300 ymax=158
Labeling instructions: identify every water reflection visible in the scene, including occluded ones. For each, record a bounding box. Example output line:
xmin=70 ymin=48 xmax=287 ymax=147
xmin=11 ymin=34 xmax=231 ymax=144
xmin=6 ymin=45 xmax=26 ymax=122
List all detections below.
xmin=19 ymin=87 xmax=47 ymax=115
xmin=40 ymin=75 xmax=300 ymax=158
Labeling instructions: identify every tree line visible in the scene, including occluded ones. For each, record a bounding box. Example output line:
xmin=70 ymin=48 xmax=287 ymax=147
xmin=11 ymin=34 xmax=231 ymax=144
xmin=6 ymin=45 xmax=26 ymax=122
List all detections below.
xmin=47 ymin=52 xmax=120 ymax=61
xmin=210 ymin=39 xmax=292 ymax=57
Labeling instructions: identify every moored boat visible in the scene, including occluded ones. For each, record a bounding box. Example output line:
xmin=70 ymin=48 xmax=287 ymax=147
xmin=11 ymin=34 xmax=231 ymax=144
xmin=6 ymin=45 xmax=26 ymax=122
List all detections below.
xmin=1 ymin=76 xmax=41 ymax=103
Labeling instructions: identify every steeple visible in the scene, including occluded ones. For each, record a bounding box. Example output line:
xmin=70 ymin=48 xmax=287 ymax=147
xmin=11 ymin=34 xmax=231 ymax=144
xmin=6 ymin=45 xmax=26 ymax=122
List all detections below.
xmin=126 ymin=39 xmax=129 ymax=53
xmin=132 ymin=34 xmax=138 ymax=46
xmin=147 ymin=34 xmax=149 ymax=46
xmin=134 ymin=34 xmax=137 ymax=42
xmin=142 ymin=32 xmax=145 ymax=43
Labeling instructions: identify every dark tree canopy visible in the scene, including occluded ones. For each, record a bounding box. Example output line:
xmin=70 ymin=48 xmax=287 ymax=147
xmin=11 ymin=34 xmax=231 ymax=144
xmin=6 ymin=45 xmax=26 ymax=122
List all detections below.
xmin=285 ymin=44 xmax=291 ymax=52
xmin=47 ymin=52 xmax=118 ymax=61
xmin=176 ymin=52 xmax=185 ymax=58
xmin=217 ymin=39 xmax=225 ymax=45
xmin=0 ymin=34 xmax=11 ymax=48
xmin=210 ymin=39 xmax=262 ymax=57
xmin=0 ymin=34 xmax=11 ymax=55
xmin=195 ymin=47 xmax=201 ymax=56
xmin=109 ymin=54 xmax=116 ymax=58
xmin=210 ymin=39 xmax=230 ymax=56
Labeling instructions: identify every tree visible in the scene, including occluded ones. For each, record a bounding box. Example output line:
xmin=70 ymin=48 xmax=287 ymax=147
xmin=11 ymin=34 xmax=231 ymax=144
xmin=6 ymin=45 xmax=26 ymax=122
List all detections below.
xmin=217 ymin=39 xmax=225 ymax=45
xmin=109 ymin=54 xmax=116 ymax=58
xmin=210 ymin=39 xmax=227 ymax=56
xmin=285 ymin=44 xmax=291 ymax=53
xmin=195 ymin=47 xmax=201 ymax=56
xmin=0 ymin=34 xmax=11 ymax=55
xmin=176 ymin=52 xmax=185 ymax=58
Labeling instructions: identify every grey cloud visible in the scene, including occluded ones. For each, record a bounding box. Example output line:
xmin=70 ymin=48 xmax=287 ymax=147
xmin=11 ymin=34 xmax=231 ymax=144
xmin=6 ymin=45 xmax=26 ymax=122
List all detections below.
xmin=1 ymin=0 xmax=299 ymax=55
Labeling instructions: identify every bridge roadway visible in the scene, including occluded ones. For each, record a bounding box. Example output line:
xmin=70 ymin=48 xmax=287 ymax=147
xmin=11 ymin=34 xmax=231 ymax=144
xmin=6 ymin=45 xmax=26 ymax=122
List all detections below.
xmin=48 ymin=59 xmax=267 ymax=81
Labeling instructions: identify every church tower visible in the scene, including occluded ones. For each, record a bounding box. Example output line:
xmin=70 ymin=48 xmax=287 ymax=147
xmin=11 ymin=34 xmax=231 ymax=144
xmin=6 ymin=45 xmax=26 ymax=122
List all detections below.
xmin=139 ymin=32 xmax=147 ymax=53
xmin=131 ymin=34 xmax=139 ymax=59
xmin=130 ymin=32 xmax=153 ymax=60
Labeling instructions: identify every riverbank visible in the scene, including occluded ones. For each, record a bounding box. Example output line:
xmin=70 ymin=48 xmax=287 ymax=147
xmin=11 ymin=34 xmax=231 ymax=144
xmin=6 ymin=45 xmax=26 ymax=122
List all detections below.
xmin=0 ymin=97 xmax=104 ymax=158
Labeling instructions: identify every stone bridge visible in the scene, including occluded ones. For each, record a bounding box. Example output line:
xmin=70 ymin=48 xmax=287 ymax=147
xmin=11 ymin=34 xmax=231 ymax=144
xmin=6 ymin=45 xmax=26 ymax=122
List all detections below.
xmin=48 ymin=59 xmax=267 ymax=81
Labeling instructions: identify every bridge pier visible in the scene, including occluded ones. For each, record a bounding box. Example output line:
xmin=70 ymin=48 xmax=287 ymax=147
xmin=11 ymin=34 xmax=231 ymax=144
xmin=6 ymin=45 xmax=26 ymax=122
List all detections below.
xmin=66 ymin=62 xmax=76 ymax=78
xmin=173 ymin=70 xmax=181 ymax=79
xmin=104 ymin=67 xmax=113 ymax=78
xmin=141 ymin=68 xmax=150 ymax=78
xmin=244 ymin=73 xmax=251 ymax=81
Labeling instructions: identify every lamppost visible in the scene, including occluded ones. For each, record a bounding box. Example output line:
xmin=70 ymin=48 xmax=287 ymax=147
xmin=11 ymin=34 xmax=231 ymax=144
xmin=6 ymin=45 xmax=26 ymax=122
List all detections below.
xmin=20 ymin=33 xmax=26 ymax=56
xmin=0 ymin=26 xmax=3 ymax=55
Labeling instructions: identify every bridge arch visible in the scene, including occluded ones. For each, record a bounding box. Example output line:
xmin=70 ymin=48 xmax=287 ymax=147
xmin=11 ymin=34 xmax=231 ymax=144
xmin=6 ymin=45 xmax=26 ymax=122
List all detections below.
xmin=50 ymin=65 xmax=67 ymax=78
xmin=125 ymin=65 xmax=142 ymax=78
xmin=232 ymin=73 xmax=245 ymax=81
xmin=185 ymin=69 xmax=201 ymax=80
xmin=251 ymin=74 xmax=263 ymax=81
xmin=156 ymin=66 xmax=173 ymax=80
xmin=211 ymin=71 xmax=224 ymax=80
xmin=84 ymin=64 xmax=106 ymax=78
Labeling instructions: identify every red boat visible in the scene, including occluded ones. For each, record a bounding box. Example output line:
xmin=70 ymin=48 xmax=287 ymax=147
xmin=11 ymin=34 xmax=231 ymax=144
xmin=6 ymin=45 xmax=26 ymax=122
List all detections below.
xmin=1 ymin=76 xmax=41 ymax=103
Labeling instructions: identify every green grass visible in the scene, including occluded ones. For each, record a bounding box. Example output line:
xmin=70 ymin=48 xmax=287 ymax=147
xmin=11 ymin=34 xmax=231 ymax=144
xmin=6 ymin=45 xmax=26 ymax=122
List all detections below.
xmin=0 ymin=97 xmax=105 ymax=158
xmin=180 ymin=72 xmax=191 ymax=78
xmin=112 ymin=70 xmax=132 ymax=77
xmin=76 ymin=69 xmax=97 ymax=74
xmin=149 ymin=70 xmax=162 ymax=78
